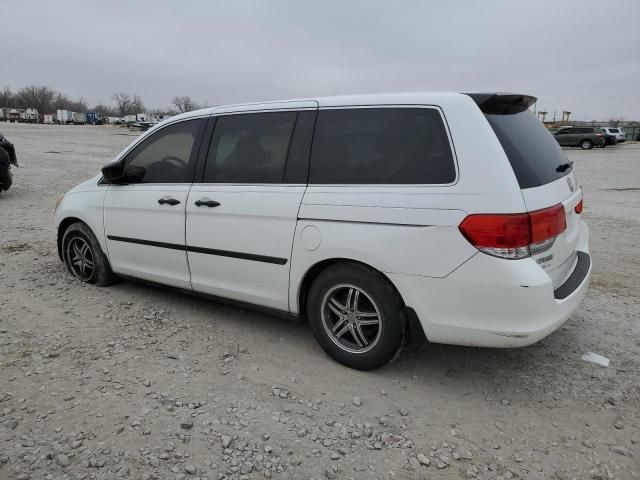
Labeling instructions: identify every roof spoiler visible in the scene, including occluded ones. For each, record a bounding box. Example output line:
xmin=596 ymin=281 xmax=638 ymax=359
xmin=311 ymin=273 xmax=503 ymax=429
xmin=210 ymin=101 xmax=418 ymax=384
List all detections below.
xmin=465 ymin=93 xmax=537 ymax=115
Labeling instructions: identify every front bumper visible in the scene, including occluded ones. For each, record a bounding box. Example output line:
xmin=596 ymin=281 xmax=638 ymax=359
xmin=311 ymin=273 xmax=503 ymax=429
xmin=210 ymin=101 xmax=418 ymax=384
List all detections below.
xmin=390 ymin=221 xmax=591 ymax=348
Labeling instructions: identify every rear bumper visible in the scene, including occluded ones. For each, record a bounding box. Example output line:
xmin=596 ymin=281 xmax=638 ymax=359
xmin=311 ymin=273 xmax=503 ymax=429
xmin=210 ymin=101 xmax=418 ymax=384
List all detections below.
xmin=390 ymin=221 xmax=591 ymax=348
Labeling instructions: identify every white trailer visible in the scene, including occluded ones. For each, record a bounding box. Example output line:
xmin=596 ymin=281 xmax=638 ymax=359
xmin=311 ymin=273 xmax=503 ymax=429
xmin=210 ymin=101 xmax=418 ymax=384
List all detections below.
xmin=43 ymin=114 xmax=55 ymax=124
xmin=8 ymin=109 xmax=21 ymax=123
xmin=22 ymin=108 xmax=39 ymax=123
xmin=124 ymin=113 xmax=148 ymax=124
xmin=57 ymin=110 xmax=73 ymax=124
xmin=149 ymin=114 xmax=172 ymax=123
xmin=72 ymin=112 xmax=86 ymax=124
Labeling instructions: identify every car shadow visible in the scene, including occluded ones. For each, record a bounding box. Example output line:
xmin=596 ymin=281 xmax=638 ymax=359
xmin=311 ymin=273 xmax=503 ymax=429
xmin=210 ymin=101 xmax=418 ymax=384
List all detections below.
xmin=108 ymin=277 xmax=592 ymax=404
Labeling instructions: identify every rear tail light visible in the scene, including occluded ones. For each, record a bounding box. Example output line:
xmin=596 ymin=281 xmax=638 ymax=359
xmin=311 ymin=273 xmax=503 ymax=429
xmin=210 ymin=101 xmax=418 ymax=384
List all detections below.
xmin=574 ymin=199 xmax=583 ymax=214
xmin=459 ymin=204 xmax=567 ymax=259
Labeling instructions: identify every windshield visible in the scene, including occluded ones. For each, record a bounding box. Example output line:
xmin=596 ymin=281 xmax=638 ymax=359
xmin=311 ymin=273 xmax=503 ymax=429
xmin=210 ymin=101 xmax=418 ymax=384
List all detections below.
xmin=485 ymin=110 xmax=570 ymax=189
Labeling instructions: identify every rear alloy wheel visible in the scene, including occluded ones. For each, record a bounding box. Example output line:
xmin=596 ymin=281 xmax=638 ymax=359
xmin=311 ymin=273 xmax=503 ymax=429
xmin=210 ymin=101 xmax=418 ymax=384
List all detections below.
xmin=62 ymin=222 xmax=118 ymax=286
xmin=307 ymin=263 xmax=406 ymax=370
xmin=580 ymin=139 xmax=593 ymax=150
xmin=321 ymin=284 xmax=383 ymax=354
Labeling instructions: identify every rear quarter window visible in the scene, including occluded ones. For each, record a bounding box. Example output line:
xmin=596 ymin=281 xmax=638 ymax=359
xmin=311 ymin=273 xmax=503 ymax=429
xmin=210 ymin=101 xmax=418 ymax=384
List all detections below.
xmin=485 ymin=110 xmax=571 ymax=189
xmin=309 ymin=107 xmax=456 ymax=185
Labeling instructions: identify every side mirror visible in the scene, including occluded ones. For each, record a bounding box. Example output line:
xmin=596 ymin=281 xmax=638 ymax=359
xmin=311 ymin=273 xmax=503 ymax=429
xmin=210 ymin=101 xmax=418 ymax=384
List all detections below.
xmin=101 ymin=159 xmax=145 ymax=184
xmin=101 ymin=158 xmax=125 ymax=183
xmin=124 ymin=166 xmax=145 ymax=182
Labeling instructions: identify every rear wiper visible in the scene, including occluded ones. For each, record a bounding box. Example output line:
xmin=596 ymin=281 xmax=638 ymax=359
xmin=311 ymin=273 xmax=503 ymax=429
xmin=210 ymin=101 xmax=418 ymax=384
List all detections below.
xmin=556 ymin=161 xmax=573 ymax=173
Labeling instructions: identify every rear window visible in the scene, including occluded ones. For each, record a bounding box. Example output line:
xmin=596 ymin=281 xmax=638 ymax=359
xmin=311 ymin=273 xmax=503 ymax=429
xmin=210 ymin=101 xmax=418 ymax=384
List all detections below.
xmin=485 ymin=110 xmax=570 ymax=189
xmin=609 ymin=128 xmax=619 ymax=133
xmin=309 ymin=108 xmax=456 ymax=185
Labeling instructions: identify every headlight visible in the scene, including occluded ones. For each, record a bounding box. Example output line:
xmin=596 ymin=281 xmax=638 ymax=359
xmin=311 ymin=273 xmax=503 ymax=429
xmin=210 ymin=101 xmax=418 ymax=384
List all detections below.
xmin=55 ymin=193 xmax=65 ymax=211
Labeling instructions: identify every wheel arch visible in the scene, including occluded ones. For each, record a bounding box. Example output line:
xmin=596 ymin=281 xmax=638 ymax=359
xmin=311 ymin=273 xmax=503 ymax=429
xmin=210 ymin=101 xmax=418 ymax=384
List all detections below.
xmin=57 ymin=217 xmax=85 ymax=260
xmin=295 ymin=257 xmax=427 ymax=346
xmin=57 ymin=216 xmax=106 ymax=261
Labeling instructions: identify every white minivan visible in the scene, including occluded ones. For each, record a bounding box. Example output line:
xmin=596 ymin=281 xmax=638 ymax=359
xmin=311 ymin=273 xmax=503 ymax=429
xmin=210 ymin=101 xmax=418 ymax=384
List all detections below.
xmin=55 ymin=93 xmax=591 ymax=370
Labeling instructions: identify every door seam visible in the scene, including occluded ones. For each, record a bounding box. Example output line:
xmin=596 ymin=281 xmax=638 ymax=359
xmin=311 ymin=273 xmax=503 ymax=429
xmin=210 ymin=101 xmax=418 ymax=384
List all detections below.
xmin=287 ymin=185 xmax=308 ymax=313
xmin=185 ymin=184 xmax=194 ymax=290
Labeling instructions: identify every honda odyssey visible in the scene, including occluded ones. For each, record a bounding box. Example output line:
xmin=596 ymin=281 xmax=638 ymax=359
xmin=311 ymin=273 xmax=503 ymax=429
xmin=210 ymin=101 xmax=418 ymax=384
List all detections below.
xmin=55 ymin=92 xmax=591 ymax=370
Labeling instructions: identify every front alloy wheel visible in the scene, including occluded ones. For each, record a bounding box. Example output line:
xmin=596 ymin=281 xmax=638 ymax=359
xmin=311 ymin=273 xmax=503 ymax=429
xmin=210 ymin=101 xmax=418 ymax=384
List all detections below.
xmin=66 ymin=236 xmax=95 ymax=282
xmin=61 ymin=221 xmax=118 ymax=286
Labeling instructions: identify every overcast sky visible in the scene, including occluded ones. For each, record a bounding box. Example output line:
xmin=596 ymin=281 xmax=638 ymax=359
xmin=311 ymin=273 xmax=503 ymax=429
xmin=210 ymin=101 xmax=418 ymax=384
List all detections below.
xmin=4 ymin=1 xmax=639 ymax=120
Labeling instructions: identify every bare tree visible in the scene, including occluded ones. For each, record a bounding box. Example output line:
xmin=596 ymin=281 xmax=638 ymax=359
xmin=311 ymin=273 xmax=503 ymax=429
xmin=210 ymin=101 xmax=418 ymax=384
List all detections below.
xmin=68 ymin=96 xmax=88 ymax=112
xmin=149 ymin=107 xmax=178 ymax=117
xmin=172 ymin=96 xmax=199 ymax=113
xmin=15 ymin=85 xmax=56 ymax=112
xmin=92 ymin=104 xmax=117 ymax=116
xmin=52 ymin=92 xmax=72 ymax=111
xmin=113 ymin=93 xmax=144 ymax=116
xmin=112 ymin=93 xmax=132 ymax=117
xmin=131 ymin=95 xmax=144 ymax=114
xmin=0 ymin=87 xmax=13 ymax=107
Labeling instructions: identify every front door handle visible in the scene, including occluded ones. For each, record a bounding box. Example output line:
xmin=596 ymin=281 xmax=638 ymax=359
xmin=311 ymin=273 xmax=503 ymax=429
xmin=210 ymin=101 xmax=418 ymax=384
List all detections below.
xmin=158 ymin=196 xmax=181 ymax=206
xmin=194 ymin=199 xmax=221 ymax=208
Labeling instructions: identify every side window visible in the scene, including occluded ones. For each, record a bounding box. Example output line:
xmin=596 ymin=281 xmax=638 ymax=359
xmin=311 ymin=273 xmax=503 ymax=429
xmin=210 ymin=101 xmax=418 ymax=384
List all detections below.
xmin=204 ymin=111 xmax=297 ymax=183
xmin=309 ymin=108 xmax=456 ymax=185
xmin=556 ymin=129 xmax=568 ymax=135
xmin=124 ymin=119 xmax=203 ymax=183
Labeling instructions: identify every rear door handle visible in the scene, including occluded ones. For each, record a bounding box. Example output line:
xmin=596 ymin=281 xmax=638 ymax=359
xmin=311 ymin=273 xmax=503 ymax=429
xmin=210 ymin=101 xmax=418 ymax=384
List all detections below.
xmin=194 ymin=199 xmax=221 ymax=208
xmin=158 ymin=196 xmax=181 ymax=206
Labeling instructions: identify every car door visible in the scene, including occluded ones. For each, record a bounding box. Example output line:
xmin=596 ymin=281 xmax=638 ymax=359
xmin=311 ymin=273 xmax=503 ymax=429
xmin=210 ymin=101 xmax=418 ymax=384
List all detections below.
xmin=572 ymin=128 xmax=588 ymax=145
xmin=558 ymin=128 xmax=577 ymax=147
xmin=554 ymin=128 xmax=571 ymax=146
xmin=104 ymin=117 xmax=206 ymax=288
xmin=186 ymin=105 xmax=317 ymax=311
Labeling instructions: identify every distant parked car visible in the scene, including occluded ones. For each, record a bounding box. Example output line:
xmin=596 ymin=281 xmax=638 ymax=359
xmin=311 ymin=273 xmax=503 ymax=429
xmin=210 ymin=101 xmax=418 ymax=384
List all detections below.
xmin=553 ymin=127 xmax=605 ymax=149
xmin=600 ymin=127 xmax=626 ymax=143
xmin=599 ymin=128 xmax=617 ymax=147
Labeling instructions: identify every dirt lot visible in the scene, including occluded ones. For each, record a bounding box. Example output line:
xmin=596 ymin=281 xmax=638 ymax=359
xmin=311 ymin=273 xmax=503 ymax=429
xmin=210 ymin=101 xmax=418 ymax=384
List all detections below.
xmin=0 ymin=123 xmax=638 ymax=480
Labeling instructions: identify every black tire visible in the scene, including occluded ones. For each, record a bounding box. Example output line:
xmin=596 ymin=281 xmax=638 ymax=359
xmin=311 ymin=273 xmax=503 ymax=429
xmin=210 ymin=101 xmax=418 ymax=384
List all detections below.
xmin=0 ymin=148 xmax=12 ymax=192
xmin=62 ymin=222 xmax=118 ymax=286
xmin=306 ymin=262 xmax=406 ymax=370
xmin=580 ymin=139 xmax=594 ymax=150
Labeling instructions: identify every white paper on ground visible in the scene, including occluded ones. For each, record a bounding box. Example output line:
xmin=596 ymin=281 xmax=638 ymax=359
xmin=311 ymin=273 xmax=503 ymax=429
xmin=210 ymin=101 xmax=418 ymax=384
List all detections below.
xmin=581 ymin=352 xmax=610 ymax=367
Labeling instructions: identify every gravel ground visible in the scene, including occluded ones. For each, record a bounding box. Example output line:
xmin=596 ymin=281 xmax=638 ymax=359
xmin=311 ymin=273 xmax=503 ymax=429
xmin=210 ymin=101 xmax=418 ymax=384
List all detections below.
xmin=0 ymin=123 xmax=638 ymax=480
